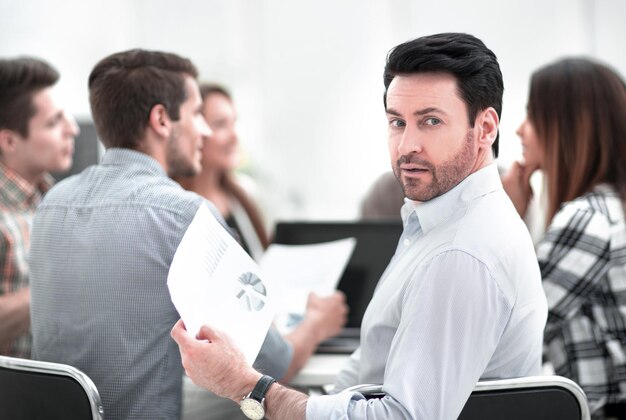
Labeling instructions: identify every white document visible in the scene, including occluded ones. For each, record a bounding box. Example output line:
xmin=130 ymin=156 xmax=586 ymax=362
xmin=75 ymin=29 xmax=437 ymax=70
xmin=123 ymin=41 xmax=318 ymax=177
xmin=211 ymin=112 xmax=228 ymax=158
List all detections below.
xmin=258 ymin=237 xmax=356 ymax=334
xmin=167 ymin=203 xmax=274 ymax=365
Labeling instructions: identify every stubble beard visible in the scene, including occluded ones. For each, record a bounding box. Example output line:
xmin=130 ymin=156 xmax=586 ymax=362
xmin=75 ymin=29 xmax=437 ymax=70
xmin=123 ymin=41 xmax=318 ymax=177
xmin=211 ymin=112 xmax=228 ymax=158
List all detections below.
xmin=393 ymin=131 xmax=476 ymax=202
xmin=166 ymin=131 xmax=200 ymax=178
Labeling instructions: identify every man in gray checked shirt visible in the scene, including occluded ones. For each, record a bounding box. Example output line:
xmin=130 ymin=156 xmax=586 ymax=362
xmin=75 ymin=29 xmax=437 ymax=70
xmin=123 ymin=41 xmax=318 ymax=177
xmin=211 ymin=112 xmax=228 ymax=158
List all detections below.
xmin=29 ymin=49 xmax=347 ymax=420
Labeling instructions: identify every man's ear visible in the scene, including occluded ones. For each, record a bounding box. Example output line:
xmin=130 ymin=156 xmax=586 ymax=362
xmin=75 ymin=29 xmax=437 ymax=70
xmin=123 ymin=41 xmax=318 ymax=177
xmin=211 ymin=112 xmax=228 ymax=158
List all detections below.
xmin=0 ymin=128 xmax=21 ymax=155
xmin=147 ymin=104 xmax=172 ymax=139
xmin=476 ymin=107 xmax=499 ymax=150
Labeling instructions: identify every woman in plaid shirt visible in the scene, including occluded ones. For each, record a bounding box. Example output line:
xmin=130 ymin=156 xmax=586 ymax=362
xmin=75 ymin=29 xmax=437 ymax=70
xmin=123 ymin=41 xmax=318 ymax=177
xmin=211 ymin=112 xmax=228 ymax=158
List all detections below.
xmin=504 ymin=58 xmax=626 ymax=418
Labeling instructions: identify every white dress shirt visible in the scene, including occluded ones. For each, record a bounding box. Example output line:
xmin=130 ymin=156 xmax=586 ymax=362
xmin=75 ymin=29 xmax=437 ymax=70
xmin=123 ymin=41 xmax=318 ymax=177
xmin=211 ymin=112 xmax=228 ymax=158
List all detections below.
xmin=307 ymin=164 xmax=548 ymax=419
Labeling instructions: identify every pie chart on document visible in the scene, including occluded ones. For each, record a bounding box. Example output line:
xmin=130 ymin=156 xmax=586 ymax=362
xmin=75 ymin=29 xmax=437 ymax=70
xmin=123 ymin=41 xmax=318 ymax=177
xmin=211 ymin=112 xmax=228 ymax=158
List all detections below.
xmin=236 ymin=272 xmax=267 ymax=311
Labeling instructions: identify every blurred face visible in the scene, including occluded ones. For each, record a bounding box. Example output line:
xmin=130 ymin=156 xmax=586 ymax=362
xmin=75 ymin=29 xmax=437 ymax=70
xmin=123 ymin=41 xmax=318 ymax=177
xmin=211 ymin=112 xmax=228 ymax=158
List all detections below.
xmin=386 ymin=73 xmax=478 ymax=202
xmin=167 ymin=76 xmax=212 ymax=178
xmin=200 ymin=93 xmax=239 ymax=171
xmin=9 ymin=86 xmax=79 ymax=182
xmin=516 ymin=116 xmax=543 ymax=169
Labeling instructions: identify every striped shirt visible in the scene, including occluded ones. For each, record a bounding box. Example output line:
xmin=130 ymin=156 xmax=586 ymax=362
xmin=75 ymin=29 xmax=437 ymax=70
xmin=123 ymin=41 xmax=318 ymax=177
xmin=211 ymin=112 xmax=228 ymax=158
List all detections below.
xmin=0 ymin=162 xmax=52 ymax=358
xmin=541 ymin=184 xmax=626 ymax=413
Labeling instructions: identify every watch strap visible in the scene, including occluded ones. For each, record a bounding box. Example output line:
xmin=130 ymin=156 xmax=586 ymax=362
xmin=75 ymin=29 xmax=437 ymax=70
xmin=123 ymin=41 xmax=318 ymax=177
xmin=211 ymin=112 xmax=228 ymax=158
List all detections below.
xmin=249 ymin=375 xmax=276 ymax=402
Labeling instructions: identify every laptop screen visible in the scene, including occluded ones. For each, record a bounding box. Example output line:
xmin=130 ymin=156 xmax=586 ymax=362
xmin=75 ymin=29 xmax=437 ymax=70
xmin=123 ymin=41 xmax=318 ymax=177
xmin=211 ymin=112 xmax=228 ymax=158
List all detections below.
xmin=273 ymin=221 xmax=403 ymax=329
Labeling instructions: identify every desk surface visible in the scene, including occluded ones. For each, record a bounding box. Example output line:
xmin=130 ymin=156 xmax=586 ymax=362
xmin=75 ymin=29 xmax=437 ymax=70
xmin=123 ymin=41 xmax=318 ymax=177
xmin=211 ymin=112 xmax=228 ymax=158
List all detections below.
xmin=290 ymin=354 xmax=350 ymax=387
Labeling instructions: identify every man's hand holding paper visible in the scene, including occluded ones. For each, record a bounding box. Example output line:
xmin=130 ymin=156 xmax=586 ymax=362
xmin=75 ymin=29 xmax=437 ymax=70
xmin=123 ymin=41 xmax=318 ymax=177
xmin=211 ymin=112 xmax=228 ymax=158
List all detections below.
xmin=167 ymin=203 xmax=275 ymax=365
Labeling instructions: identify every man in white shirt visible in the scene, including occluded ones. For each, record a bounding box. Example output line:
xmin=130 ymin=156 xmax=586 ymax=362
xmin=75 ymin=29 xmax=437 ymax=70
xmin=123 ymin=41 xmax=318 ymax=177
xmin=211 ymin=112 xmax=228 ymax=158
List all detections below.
xmin=170 ymin=32 xmax=548 ymax=419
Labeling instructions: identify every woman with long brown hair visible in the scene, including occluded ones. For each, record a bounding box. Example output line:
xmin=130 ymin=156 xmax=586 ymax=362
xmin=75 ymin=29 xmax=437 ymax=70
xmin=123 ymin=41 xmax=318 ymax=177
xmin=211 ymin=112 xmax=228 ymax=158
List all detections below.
xmin=175 ymin=84 xmax=269 ymax=261
xmin=175 ymin=85 xmax=348 ymax=420
xmin=504 ymin=57 xmax=626 ymax=418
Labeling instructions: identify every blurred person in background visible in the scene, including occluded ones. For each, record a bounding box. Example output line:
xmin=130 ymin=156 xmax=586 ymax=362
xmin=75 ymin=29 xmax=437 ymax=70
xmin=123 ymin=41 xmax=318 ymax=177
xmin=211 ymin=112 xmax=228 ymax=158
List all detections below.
xmin=175 ymin=84 xmax=268 ymax=261
xmin=503 ymin=57 xmax=626 ymax=419
xmin=360 ymin=171 xmax=405 ymax=220
xmin=175 ymin=82 xmax=349 ymax=419
xmin=0 ymin=57 xmax=78 ymax=358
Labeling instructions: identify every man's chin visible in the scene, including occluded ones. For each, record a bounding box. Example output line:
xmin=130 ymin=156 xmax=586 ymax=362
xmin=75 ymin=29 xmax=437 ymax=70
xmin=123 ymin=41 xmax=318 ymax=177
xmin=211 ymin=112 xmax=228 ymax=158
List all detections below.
xmin=402 ymin=179 xmax=423 ymax=196
xmin=192 ymin=162 xmax=203 ymax=176
xmin=402 ymin=187 xmax=423 ymax=202
xmin=169 ymin=164 xmax=200 ymax=179
xmin=51 ymin=158 xmax=73 ymax=174
xmin=403 ymin=185 xmax=437 ymax=202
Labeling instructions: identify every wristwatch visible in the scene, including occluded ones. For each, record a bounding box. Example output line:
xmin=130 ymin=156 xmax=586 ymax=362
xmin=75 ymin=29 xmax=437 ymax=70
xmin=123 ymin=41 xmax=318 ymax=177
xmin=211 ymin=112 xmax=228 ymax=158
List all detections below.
xmin=240 ymin=375 xmax=276 ymax=420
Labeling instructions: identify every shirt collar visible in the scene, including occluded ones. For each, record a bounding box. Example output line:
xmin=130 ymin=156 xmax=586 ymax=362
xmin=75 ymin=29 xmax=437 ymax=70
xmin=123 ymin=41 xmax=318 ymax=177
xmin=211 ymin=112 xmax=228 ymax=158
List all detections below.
xmin=100 ymin=148 xmax=166 ymax=176
xmin=0 ymin=161 xmax=54 ymax=208
xmin=401 ymin=163 xmax=502 ymax=234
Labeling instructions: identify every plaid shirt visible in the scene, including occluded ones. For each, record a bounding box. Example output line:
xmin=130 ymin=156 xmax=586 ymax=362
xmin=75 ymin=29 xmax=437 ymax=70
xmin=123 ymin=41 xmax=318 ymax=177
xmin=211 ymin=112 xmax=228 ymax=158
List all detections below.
xmin=0 ymin=162 xmax=52 ymax=358
xmin=540 ymin=184 xmax=626 ymax=413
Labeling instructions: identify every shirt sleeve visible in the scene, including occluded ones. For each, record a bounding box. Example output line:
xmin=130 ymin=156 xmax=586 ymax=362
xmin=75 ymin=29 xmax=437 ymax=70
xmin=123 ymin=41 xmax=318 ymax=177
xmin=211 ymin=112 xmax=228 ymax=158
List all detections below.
xmin=537 ymin=205 xmax=611 ymax=340
xmin=252 ymin=326 xmax=293 ymax=380
xmin=201 ymin=198 xmax=237 ymax=236
xmin=330 ymin=347 xmax=361 ymax=393
xmin=306 ymin=250 xmax=512 ymax=419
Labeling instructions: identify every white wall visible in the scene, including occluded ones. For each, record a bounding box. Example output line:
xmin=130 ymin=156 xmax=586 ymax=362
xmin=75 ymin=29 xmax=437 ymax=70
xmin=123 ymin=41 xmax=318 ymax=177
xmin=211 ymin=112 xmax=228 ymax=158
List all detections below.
xmin=1 ymin=0 xmax=625 ymax=223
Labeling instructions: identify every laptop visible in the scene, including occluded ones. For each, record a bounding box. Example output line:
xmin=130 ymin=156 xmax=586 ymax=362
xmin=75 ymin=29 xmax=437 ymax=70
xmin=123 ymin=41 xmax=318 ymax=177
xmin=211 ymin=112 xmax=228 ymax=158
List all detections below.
xmin=273 ymin=220 xmax=403 ymax=354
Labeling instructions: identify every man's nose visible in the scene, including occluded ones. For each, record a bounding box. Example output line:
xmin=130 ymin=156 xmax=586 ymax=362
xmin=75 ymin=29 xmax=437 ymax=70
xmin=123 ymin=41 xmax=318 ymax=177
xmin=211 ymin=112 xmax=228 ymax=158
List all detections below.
xmin=64 ymin=112 xmax=80 ymax=137
xmin=397 ymin=126 xmax=423 ymax=155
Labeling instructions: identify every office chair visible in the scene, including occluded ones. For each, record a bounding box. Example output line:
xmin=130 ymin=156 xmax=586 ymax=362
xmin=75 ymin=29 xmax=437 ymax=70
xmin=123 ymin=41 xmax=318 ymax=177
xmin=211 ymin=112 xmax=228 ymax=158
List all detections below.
xmin=0 ymin=355 xmax=104 ymax=420
xmin=347 ymin=375 xmax=590 ymax=420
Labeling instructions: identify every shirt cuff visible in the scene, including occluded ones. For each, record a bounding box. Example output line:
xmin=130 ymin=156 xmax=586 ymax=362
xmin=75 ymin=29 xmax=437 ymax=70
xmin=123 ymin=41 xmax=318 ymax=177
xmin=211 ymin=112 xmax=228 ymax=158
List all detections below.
xmin=306 ymin=390 xmax=364 ymax=419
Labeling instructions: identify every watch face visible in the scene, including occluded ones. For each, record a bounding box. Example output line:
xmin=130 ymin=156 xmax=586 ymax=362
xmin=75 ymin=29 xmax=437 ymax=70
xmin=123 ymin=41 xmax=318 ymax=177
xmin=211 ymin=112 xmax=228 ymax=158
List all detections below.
xmin=240 ymin=398 xmax=265 ymax=420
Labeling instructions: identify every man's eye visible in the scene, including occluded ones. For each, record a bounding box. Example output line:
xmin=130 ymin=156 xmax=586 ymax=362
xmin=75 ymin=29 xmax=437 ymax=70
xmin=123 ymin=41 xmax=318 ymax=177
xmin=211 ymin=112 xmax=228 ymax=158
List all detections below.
xmin=424 ymin=117 xmax=441 ymax=126
xmin=210 ymin=121 xmax=228 ymax=130
xmin=389 ymin=119 xmax=406 ymax=128
xmin=45 ymin=114 xmax=63 ymax=128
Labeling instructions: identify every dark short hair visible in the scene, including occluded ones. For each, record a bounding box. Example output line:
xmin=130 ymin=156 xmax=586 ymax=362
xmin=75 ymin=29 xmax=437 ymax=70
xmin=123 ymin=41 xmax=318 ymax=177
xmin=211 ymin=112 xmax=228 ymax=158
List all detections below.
xmin=199 ymin=83 xmax=231 ymax=102
xmin=88 ymin=49 xmax=198 ymax=149
xmin=383 ymin=33 xmax=504 ymax=157
xmin=0 ymin=57 xmax=59 ymax=137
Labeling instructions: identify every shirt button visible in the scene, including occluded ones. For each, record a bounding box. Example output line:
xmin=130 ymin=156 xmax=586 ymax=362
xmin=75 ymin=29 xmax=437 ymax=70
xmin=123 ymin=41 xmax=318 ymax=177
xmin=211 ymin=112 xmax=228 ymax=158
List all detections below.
xmin=403 ymin=238 xmax=411 ymax=246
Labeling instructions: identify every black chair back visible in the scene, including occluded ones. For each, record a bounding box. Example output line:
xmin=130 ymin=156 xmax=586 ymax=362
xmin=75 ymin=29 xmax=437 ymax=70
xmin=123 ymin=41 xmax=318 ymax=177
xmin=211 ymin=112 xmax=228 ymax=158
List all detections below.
xmin=347 ymin=375 xmax=590 ymax=420
xmin=0 ymin=355 xmax=104 ymax=420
